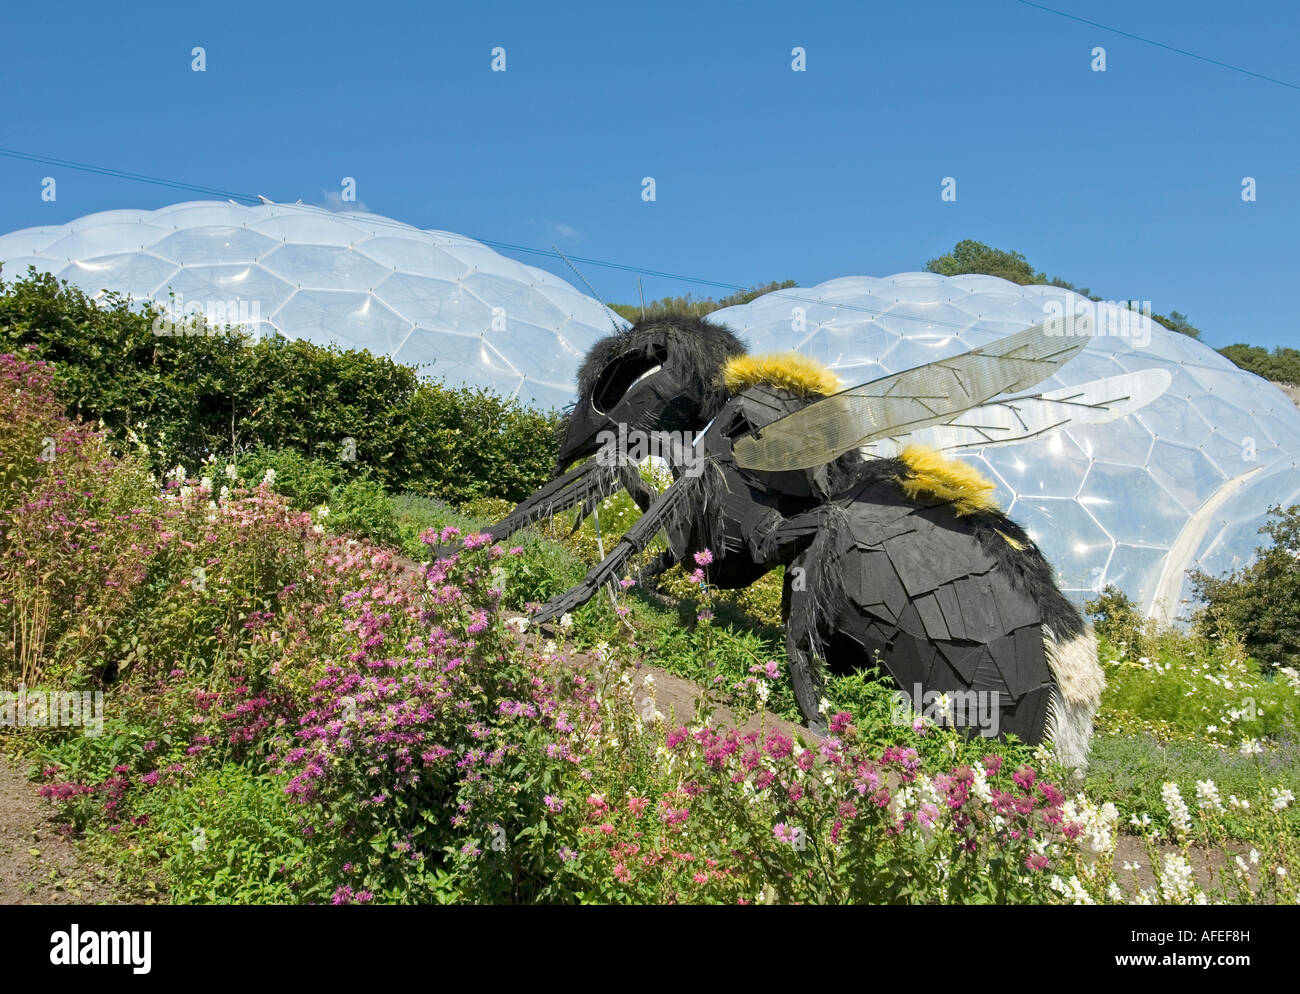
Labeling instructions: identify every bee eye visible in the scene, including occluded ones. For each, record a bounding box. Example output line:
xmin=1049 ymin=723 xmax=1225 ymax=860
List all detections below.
xmin=592 ymin=346 xmax=668 ymax=414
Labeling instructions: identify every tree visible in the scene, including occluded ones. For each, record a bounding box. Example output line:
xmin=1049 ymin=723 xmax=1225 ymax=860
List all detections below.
xmin=924 ymin=240 xmax=1037 ymax=285
xmin=1190 ymin=504 xmax=1300 ymax=669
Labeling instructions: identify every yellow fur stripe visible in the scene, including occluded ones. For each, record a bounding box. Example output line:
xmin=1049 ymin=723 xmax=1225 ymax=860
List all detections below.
xmin=896 ymin=445 xmax=1000 ymax=516
xmin=721 ymin=352 xmax=840 ymax=398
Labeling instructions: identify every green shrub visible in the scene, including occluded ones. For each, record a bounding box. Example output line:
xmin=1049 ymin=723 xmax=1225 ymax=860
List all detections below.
xmin=1191 ymin=505 xmax=1300 ymax=670
xmin=234 ymin=447 xmax=341 ymax=509
xmin=125 ymin=766 xmax=322 ymax=904
xmin=0 ymin=269 xmax=561 ymax=504
xmin=327 ymin=476 xmax=401 ymax=549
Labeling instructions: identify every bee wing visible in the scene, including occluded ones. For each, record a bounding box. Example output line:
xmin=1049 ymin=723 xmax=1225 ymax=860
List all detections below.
xmin=732 ymin=316 xmax=1092 ymax=472
xmin=859 ymin=368 xmax=1173 ymax=456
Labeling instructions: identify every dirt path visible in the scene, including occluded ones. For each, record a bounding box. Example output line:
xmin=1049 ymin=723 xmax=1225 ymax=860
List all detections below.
xmin=0 ymin=750 xmax=122 ymax=905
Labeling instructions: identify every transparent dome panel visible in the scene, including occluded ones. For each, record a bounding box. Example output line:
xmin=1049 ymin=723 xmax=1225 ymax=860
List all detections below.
xmin=155 ymin=265 xmax=296 ymax=317
xmin=59 ymin=253 xmax=177 ymax=299
xmin=260 ymin=244 xmax=390 ymax=292
xmin=150 ymin=226 xmax=279 ymax=266
xmin=274 ymin=290 xmax=408 ymax=353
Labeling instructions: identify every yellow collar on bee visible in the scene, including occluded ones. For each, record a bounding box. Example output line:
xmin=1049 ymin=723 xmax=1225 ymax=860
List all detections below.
xmin=721 ymin=352 xmax=840 ymax=398
xmin=896 ymin=445 xmax=1001 ymax=517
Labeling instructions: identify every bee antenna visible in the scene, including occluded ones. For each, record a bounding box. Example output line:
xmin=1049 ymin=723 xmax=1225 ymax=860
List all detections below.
xmin=553 ymin=245 xmax=623 ymax=334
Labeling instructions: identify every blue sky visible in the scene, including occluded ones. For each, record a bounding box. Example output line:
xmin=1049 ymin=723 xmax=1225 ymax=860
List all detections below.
xmin=1 ymin=0 xmax=1297 ymax=349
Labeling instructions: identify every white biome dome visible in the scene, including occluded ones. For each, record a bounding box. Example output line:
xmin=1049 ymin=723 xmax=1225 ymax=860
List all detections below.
xmin=0 ymin=200 xmax=621 ymax=410
xmin=713 ymin=274 xmax=1300 ymax=622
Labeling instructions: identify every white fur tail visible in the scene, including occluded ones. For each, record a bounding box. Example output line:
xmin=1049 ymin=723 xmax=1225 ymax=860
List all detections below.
xmin=1042 ymin=625 xmax=1104 ymax=769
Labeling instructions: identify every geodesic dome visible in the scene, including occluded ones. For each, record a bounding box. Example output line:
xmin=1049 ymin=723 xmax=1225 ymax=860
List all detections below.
xmin=714 ymin=274 xmax=1300 ymax=623
xmin=0 ymin=201 xmax=621 ymax=410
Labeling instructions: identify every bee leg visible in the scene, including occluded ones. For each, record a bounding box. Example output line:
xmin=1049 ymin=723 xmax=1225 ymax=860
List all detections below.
xmin=782 ymin=568 xmax=828 ymax=735
xmin=786 ymin=639 xmax=828 ymax=736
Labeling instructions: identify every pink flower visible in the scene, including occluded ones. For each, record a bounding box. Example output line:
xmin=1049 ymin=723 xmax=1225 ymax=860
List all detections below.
xmin=765 ymin=731 xmax=793 ymax=759
xmin=693 ymin=549 xmax=714 ymax=566
xmin=773 ymin=823 xmax=795 ymax=844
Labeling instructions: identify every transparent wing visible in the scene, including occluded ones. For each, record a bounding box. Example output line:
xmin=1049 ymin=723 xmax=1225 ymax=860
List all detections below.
xmin=732 ymin=316 xmax=1092 ymax=472
xmin=858 ymin=368 xmax=1173 ymax=456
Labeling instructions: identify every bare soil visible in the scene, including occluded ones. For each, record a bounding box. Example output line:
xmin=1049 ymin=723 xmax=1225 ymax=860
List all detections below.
xmin=0 ymin=749 xmax=123 ymax=905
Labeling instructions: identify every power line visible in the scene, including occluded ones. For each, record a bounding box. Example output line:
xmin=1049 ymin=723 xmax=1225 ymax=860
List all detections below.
xmin=1012 ymin=0 xmax=1300 ymax=91
xmin=0 ymin=147 xmax=259 ymax=202
xmin=0 ymin=145 xmax=1095 ymax=335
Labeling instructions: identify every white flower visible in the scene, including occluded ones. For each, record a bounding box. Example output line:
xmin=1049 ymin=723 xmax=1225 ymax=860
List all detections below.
xmin=1106 ymin=882 xmax=1124 ymax=903
xmin=1239 ymin=736 xmax=1264 ymax=757
xmin=817 ymin=697 xmax=830 ymax=716
xmin=1049 ymin=874 xmax=1095 ymax=905
xmin=504 ymin=616 xmax=529 ymax=633
xmin=224 ymin=463 xmax=238 ymax=481
xmin=316 ymin=503 xmax=330 ymax=519
xmin=1195 ymin=779 xmax=1224 ymax=814
xmin=1158 ymin=853 xmax=1198 ymax=904
xmin=219 ymin=485 xmax=230 ymax=503
xmin=1228 ymin=794 xmax=1250 ymax=811
xmin=261 ymin=468 xmax=277 ymax=486
xmin=558 ymin=613 xmax=574 ymax=631
xmin=1161 ymin=782 xmax=1192 ymax=837
xmin=1270 ymin=787 xmax=1294 ymax=812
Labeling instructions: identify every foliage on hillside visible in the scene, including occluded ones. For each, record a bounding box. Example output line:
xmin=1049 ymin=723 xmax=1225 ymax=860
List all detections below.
xmin=1217 ymin=345 xmax=1300 ymax=385
xmin=607 ymin=280 xmax=797 ymax=323
xmin=925 ymin=239 xmax=1202 ymax=341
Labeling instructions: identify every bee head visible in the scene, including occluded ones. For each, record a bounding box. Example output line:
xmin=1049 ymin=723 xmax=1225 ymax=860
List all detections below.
xmin=554 ymin=314 xmax=746 ymax=472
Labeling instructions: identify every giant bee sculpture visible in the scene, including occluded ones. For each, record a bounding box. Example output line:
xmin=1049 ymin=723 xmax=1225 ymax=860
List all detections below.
xmin=471 ymin=312 xmax=1169 ymax=766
